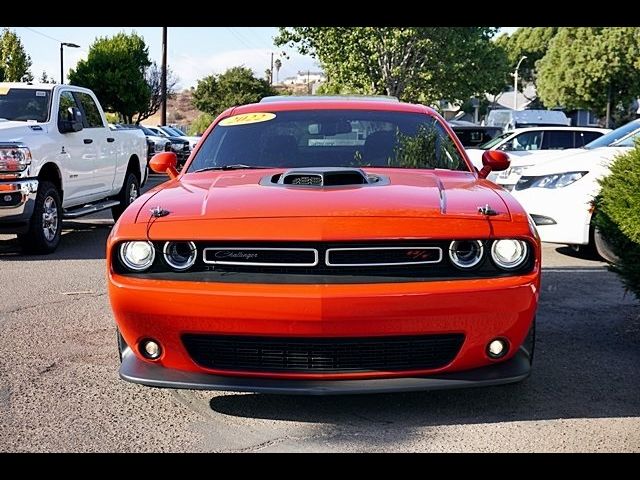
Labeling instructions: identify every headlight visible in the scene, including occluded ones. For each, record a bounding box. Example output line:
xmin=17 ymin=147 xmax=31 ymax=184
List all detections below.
xmin=0 ymin=146 xmax=31 ymax=172
xmin=491 ymin=239 xmax=529 ymax=270
xmin=516 ymin=171 xmax=587 ymax=190
xmin=448 ymin=240 xmax=484 ymax=269
xmin=163 ymin=241 xmax=197 ymax=271
xmin=119 ymin=241 xmax=155 ymax=271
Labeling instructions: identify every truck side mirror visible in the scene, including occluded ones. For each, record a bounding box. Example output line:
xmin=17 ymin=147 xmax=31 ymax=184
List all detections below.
xmin=58 ymin=107 xmax=84 ymax=134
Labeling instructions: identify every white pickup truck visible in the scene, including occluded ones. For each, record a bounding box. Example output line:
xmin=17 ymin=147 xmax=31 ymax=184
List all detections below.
xmin=0 ymin=82 xmax=147 ymax=253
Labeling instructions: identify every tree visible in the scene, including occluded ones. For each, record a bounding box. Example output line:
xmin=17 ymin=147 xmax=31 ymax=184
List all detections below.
xmin=134 ymin=62 xmax=178 ymax=124
xmin=0 ymin=28 xmax=33 ymax=82
xmin=68 ymin=32 xmax=151 ymax=124
xmin=274 ymin=27 xmax=509 ymax=104
xmin=39 ymin=71 xmax=56 ymax=84
xmin=274 ymin=58 xmax=282 ymax=83
xmin=495 ymin=27 xmax=558 ymax=86
xmin=537 ymin=28 xmax=640 ymax=127
xmin=188 ymin=112 xmax=215 ymax=135
xmin=192 ymin=66 xmax=278 ymax=117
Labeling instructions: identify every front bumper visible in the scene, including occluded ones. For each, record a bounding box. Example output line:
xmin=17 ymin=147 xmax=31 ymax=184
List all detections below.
xmin=120 ymin=346 xmax=532 ymax=395
xmin=0 ymin=178 xmax=38 ymax=232
xmin=511 ymin=187 xmax=592 ymax=245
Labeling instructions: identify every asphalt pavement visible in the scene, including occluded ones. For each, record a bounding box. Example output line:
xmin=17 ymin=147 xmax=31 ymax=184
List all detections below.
xmin=0 ymin=175 xmax=638 ymax=452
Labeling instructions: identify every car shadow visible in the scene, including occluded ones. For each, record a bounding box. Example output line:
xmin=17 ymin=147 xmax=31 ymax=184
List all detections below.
xmin=208 ymin=268 xmax=639 ymax=429
xmin=0 ymin=218 xmax=112 ymax=261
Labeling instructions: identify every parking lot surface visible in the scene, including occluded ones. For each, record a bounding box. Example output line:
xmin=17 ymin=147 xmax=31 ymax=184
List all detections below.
xmin=1 ymin=176 xmax=638 ymax=452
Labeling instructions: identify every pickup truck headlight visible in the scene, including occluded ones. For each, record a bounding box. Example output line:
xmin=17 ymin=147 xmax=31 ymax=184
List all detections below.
xmin=0 ymin=146 xmax=31 ymax=172
xmin=515 ymin=171 xmax=587 ymax=190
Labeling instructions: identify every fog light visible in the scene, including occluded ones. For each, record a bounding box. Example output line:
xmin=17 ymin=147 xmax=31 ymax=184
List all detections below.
xmin=140 ymin=339 xmax=162 ymax=360
xmin=487 ymin=339 xmax=508 ymax=359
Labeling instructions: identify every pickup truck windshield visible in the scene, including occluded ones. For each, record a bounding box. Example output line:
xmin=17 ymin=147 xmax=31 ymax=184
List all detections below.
xmin=188 ymin=110 xmax=468 ymax=172
xmin=0 ymin=88 xmax=51 ymax=123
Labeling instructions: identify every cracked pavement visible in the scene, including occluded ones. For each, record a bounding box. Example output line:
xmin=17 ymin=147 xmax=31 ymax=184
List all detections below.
xmin=0 ymin=175 xmax=638 ymax=452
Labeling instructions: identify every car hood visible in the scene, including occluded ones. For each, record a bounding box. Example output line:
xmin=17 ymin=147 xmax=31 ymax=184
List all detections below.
xmin=0 ymin=120 xmax=48 ymax=141
xmin=523 ymin=147 xmax=630 ymax=176
xmin=136 ymin=169 xmax=512 ymax=223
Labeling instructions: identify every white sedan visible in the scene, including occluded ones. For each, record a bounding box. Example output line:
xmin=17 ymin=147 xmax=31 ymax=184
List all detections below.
xmin=466 ymin=126 xmax=610 ymax=190
xmin=510 ymin=119 xmax=640 ymax=260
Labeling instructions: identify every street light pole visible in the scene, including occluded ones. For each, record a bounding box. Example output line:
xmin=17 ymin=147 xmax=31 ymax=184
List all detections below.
xmin=513 ymin=55 xmax=527 ymax=111
xmin=60 ymin=42 xmax=80 ymax=84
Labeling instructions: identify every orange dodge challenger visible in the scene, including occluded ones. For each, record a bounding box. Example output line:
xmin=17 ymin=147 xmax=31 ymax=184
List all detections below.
xmin=107 ymin=96 xmax=540 ymax=395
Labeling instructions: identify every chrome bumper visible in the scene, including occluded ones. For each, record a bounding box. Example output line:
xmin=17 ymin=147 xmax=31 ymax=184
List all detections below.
xmin=0 ymin=178 xmax=38 ymax=223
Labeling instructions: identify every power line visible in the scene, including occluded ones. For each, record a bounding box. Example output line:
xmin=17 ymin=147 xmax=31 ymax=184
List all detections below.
xmin=20 ymin=27 xmax=88 ymax=54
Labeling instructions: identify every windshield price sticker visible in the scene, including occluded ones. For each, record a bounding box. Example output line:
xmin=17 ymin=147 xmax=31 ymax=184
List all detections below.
xmin=0 ymin=87 xmax=9 ymax=95
xmin=219 ymin=112 xmax=276 ymax=126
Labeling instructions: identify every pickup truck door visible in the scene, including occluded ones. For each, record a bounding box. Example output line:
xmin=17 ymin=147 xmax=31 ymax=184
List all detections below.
xmin=74 ymin=91 xmax=113 ymax=195
xmin=56 ymin=90 xmax=98 ymax=205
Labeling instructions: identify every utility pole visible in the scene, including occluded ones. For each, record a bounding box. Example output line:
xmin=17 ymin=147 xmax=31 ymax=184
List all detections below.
xmin=513 ymin=55 xmax=527 ymax=111
xmin=160 ymin=27 xmax=168 ymax=126
xmin=605 ymin=84 xmax=611 ymax=128
xmin=307 ymin=70 xmax=311 ymax=94
xmin=270 ymin=52 xmax=274 ymax=85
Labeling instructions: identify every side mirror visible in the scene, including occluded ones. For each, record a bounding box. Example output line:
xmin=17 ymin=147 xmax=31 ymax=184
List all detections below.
xmin=479 ymin=150 xmax=510 ymax=179
xmin=58 ymin=107 xmax=84 ymax=133
xmin=149 ymin=152 xmax=179 ymax=179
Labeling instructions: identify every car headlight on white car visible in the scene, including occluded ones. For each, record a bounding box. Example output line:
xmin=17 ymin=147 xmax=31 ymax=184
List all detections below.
xmin=0 ymin=146 xmax=31 ymax=172
xmin=515 ymin=171 xmax=588 ymax=190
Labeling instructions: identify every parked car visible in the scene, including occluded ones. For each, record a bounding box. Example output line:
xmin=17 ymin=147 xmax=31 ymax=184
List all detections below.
xmin=108 ymin=96 xmax=540 ymax=395
xmin=466 ymin=126 xmax=610 ymax=189
xmin=485 ymin=109 xmax=570 ymax=132
xmin=157 ymin=125 xmax=200 ymax=150
xmin=511 ymin=119 xmax=640 ymax=261
xmin=143 ymin=125 xmax=190 ymax=166
xmin=448 ymin=120 xmax=502 ymax=148
xmin=0 ymin=82 xmax=147 ymax=253
xmin=119 ymin=124 xmax=171 ymax=160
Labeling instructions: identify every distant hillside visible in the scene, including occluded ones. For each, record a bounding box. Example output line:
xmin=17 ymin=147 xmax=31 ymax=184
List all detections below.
xmin=144 ymin=90 xmax=202 ymax=130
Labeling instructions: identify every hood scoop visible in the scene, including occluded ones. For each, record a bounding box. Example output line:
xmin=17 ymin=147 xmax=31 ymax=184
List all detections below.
xmin=264 ymin=167 xmax=386 ymax=188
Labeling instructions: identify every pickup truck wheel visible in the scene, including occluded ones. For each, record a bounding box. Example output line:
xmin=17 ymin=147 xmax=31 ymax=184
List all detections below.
xmin=111 ymin=172 xmax=140 ymax=222
xmin=17 ymin=181 xmax=62 ymax=254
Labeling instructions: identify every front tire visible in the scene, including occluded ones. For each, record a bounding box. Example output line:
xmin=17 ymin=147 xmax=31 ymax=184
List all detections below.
xmin=17 ymin=180 xmax=62 ymax=254
xmin=111 ymin=171 xmax=140 ymax=222
xmin=593 ymin=226 xmax=619 ymax=263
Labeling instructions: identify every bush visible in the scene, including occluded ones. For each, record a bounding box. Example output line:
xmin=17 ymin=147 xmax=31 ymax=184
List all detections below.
xmin=188 ymin=113 xmax=214 ymax=136
xmin=595 ymin=141 xmax=640 ymax=300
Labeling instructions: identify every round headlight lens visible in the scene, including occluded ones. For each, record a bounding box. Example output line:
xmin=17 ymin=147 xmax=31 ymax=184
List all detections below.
xmin=119 ymin=241 xmax=155 ymax=271
xmin=448 ymin=240 xmax=484 ymax=269
xmin=491 ymin=239 xmax=528 ymax=270
xmin=163 ymin=241 xmax=197 ymax=271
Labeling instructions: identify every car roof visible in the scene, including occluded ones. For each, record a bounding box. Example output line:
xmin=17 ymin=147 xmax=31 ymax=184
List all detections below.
xmin=503 ymin=126 xmax=610 ymax=133
xmin=232 ymin=96 xmax=435 ymax=115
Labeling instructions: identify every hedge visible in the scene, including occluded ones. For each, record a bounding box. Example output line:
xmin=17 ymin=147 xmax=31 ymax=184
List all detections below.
xmin=595 ymin=141 xmax=640 ymax=300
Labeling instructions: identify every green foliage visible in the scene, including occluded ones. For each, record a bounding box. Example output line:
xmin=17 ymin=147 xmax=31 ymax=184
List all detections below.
xmin=188 ymin=112 xmax=215 ymax=135
xmin=104 ymin=112 xmax=120 ymax=124
xmin=595 ymin=142 xmax=640 ymax=299
xmin=495 ymin=27 xmax=558 ymax=85
xmin=0 ymin=28 xmax=33 ymax=82
xmin=274 ymin=27 xmax=509 ymax=104
xmin=537 ymin=28 xmax=640 ymax=120
xmin=390 ymin=125 xmax=464 ymax=170
xmin=192 ymin=67 xmax=278 ymax=116
xmin=68 ymin=32 xmax=151 ymax=124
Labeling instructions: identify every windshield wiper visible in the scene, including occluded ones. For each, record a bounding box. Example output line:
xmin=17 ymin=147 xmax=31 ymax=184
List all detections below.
xmin=193 ymin=164 xmax=273 ymax=173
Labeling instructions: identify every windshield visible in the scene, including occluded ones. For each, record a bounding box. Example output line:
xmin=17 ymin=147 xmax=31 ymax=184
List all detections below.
xmin=187 ymin=109 xmax=469 ymax=173
xmin=585 ymin=120 xmax=640 ymax=149
xmin=477 ymin=131 xmax=512 ymax=150
xmin=161 ymin=126 xmax=182 ymax=136
xmin=0 ymin=87 xmax=51 ymax=123
xmin=168 ymin=126 xmax=186 ymax=136
xmin=140 ymin=127 xmax=156 ymax=136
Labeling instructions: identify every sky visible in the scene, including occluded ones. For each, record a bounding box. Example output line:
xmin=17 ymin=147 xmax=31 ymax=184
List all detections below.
xmin=8 ymin=27 xmax=519 ymax=91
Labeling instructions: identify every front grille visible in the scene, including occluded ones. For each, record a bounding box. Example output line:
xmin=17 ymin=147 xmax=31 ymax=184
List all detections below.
xmin=203 ymin=247 xmax=318 ymax=266
xmin=326 ymin=247 xmax=442 ymax=266
xmin=182 ymin=333 xmax=465 ymax=373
